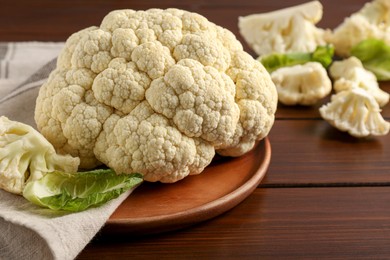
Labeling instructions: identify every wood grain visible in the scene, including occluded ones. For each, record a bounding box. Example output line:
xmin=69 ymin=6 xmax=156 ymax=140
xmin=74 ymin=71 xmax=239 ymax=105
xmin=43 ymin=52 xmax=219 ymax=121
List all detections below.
xmin=78 ymin=187 xmax=390 ymax=259
xmin=265 ymin=120 xmax=390 ymax=186
xmin=0 ymin=0 xmax=369 ymax=43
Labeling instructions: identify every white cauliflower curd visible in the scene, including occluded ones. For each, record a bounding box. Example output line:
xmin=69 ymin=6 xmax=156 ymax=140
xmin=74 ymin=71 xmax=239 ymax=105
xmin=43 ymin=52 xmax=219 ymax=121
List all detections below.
xmin=238 ymin=1 xmax=326 ymax=56
xmin=319 ymin=88 xmax=390 ymax=138
xmin=329 ymin=57 xmax=389 ymax=107
xmin=271 ymin=62 xmax=331 ymax=106
xmin=325 ymin=0 xmax=390 ymax=57
xmin=34 ymin=8 xmax=278 ymax=183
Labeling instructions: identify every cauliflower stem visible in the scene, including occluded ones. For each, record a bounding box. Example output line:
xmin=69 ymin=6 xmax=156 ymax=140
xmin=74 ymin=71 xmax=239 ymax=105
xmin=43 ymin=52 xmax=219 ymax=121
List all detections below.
xmin=0 ymin=116 xmax=80 ymax=194
xmin=239 ymin=1 xmax=325 ymax=56
xmin=319 ymin=88 xmax=389 ymax=138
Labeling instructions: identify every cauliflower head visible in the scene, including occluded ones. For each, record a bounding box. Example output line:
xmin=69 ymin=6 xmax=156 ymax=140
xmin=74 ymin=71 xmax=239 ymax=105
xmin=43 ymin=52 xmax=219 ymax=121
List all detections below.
xmin=0 ymin=116 xmax=80 ymax=194
xmin=35 ymin=8 xmax=277 ymax=183
xmin=238 ymin=1 xmax=326 ymax=56
xmin=329 ymin=57 xmax=389 ymax=107
xmin=319 ymin=88 xmax=390 ymax=138
xmin=271 ymin=62 xmax=331 ymax=106
xmin=325 ymin=0 xmax=390 ymax=57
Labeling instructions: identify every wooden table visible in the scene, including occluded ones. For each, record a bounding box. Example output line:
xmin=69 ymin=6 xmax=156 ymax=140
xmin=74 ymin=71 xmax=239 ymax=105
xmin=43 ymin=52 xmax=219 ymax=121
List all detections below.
xmin=2 ymin=0 xmax=390 ymax=258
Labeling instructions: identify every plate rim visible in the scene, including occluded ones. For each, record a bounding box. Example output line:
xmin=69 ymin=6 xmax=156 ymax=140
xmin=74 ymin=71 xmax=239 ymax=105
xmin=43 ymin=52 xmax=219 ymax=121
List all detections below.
xmin=105 ymin=137 xmax=271 ymax=233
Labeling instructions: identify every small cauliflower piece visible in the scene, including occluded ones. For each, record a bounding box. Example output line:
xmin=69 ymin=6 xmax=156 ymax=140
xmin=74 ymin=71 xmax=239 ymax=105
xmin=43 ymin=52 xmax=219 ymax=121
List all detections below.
xmin=325 ymin=0 xmax=390 ymax=57
xmin=238 ymin=1 xmax=326 ymax=56
xmin=35 ymin=8 xmax=277 ymax=183
xmin=0 ymin=116 xmax=80 ymax=194
xmin=329 ymin=57 xmax=389 ymax=107
xmin=319 ymin=88 xmax=390 ymax=138
xmin=271 ymin=62 xmax=331 ymax=106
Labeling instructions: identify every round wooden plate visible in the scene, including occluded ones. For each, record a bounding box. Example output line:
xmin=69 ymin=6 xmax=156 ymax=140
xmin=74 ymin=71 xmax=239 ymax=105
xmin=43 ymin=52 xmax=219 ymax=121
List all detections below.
xmin=104 ymin=138 xmax=271 ymax=235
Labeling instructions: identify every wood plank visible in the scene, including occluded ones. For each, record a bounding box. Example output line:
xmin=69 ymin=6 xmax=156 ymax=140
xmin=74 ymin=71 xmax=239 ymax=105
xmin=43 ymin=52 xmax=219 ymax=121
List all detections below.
xmin=0 ymin=0 xmax=369 ymax=41
xmin=263 ymin=119 xmax=390 ymax=186
xmin=77 ymin=187 xmax=390 ymax=259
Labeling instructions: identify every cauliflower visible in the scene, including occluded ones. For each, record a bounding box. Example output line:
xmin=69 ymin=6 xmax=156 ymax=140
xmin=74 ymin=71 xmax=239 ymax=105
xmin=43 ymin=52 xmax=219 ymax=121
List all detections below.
xmin=329 ymin=57 xmax=389 ymax=107
xmin=238 ymin=1 xmax=326 ymax=56
xmin=0 ymin=116 xmax=80 ymax=194
xmin=325 ymin=0 xmax=390 ymax=57
xmin=271 ymin=62 xmax=331 ymax=106
xmin=35 ymin=8 xmax=277 ymax=183
xmin=319 ymin=88 xmax=390 ymax=138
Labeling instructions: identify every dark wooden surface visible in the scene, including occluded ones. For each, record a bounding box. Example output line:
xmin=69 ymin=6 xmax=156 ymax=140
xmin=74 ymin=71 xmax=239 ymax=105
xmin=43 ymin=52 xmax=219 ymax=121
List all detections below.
xmin=2 ymin=0 xmax=390 ymax=259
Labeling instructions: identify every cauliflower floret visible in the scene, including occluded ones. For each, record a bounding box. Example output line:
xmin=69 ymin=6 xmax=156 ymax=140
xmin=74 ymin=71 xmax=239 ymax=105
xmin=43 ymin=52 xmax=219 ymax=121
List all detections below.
xmin=92 ymin=58 xmax=151 ymax=114
xmin=35 ymin=8 xmax=277 ymax=183
xmin=325 ymin=0 xmax=390 ymax=57
xmin=36 ymin=69 xmax=112 ymax=168
xmin=218 ymin=52 xmax=278 ymax=156
xmin=271 ymin=62 xmax=331 ymax=106
xmin=329 ymin=57 xmax=389 ymax=107
xmin=238 ymin=1 xmax=326 ymax=56
xmin=57 ymin=27 xmax=98 ymax=69
xmin=319 ymin=88 xmax=390 ymax=138
xmin=0 ymin=116 xmax=80 ymax=194
xmin=71 ymin=29 xmax=113 ymax=74
xmin=145 ymin=59 xmax=240 ymax=147
xmin=94 ymin=102 xmax=215 ymax=183
xmin=173 ymin=32 xmax=231 ymax=71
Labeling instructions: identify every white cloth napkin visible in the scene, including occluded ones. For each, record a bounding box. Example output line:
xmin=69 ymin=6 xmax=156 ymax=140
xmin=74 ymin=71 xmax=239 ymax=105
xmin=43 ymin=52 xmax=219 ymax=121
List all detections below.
xmin=0 ymin=42 xmax=131 ymax=260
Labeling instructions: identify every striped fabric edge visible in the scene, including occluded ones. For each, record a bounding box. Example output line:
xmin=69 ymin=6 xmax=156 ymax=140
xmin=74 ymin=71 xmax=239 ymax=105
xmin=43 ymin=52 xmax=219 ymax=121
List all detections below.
xmin=0 ymin=58 xmax=57 ymax=104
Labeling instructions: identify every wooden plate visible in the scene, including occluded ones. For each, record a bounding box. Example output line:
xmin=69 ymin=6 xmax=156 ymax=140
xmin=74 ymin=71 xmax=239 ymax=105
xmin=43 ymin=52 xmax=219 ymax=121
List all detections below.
xmin=103 ymin=138 xmax=271 ymax=235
